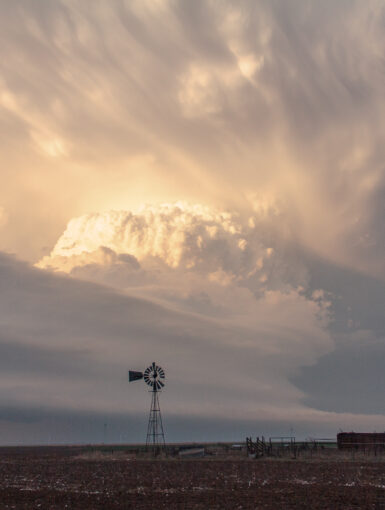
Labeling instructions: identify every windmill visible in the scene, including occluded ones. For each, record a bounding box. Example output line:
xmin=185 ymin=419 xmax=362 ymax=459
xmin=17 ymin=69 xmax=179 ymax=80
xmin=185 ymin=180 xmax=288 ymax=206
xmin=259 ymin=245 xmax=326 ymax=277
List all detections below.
xmin=128 ymin=362 xmax=166 ymax=455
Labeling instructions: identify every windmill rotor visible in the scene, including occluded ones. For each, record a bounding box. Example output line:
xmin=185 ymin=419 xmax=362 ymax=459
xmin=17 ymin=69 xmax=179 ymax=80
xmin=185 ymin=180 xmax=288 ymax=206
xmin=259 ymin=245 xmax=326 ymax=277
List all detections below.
xmin=143 ymin=362 xmax=165 ymax=391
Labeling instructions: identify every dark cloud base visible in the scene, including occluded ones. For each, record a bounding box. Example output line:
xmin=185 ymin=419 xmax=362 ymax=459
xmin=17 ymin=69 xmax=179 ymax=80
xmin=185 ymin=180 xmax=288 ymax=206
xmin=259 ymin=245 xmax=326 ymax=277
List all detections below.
xmin=292 ymin=250 xmax=385 ymax=415
xmin=0 ymin=406 xmax=339 ymax=445
xmin=293 ymin=342 xmax=385 ymax=415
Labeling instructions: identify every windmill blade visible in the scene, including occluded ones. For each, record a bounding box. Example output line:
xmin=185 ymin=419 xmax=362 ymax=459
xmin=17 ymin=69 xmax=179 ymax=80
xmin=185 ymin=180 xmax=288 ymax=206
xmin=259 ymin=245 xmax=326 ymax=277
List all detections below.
xmin=128 ymin=370 xmax=143 ymax=382
xmin=158 ymin=380 xmax=164 ymax=388
xmin=154 ymin=365 xmax=164 ymax=377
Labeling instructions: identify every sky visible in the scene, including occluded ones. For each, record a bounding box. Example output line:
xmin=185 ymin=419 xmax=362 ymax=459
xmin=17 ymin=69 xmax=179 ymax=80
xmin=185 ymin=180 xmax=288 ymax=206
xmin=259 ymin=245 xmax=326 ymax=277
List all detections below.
xmin=1 ymin=0 xmax=385 ymax=444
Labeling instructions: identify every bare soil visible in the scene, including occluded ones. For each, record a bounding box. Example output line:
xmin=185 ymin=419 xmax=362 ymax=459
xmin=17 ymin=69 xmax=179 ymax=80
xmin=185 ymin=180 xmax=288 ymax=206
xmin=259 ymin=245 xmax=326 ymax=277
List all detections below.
xmin=0 ymin=447 xmax=385 ymax=509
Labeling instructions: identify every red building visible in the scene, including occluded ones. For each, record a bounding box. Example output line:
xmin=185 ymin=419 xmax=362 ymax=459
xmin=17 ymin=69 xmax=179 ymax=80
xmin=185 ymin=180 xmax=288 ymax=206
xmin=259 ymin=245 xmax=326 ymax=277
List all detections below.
xmin=337 ymin=432 xmax=385 ymax=450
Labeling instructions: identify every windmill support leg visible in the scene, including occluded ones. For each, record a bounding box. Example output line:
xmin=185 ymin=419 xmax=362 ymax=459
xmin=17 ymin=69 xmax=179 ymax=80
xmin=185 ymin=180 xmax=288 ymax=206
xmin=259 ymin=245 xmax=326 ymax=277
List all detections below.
xmin=146 ymin=389 xmax=166 ymax=456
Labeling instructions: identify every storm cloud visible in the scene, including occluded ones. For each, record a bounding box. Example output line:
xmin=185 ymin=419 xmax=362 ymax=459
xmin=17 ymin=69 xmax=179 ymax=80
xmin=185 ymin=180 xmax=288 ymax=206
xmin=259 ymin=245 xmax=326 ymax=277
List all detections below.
xmin=0 ymin=0 xmax=384 ymax=274
xmin=1 ymin=0 xmax=385 ymax=442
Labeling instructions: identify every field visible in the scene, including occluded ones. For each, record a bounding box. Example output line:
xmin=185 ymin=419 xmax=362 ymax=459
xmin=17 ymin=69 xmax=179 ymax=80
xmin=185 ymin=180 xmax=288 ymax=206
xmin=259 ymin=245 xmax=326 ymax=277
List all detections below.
xmin=0 ymin=447 xmax=385 ymax=509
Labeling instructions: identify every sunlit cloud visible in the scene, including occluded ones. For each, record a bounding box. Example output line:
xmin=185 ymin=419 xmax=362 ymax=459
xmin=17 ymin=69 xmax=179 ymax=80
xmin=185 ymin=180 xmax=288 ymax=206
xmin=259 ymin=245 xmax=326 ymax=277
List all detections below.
xmin=0 ymin=0 xmax=382 ymax=272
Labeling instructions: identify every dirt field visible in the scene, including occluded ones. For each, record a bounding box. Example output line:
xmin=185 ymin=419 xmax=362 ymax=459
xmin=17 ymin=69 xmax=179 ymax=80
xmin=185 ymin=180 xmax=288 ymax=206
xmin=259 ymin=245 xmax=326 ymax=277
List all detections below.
xmin=0 ymin=447 xmax=385 ymax=509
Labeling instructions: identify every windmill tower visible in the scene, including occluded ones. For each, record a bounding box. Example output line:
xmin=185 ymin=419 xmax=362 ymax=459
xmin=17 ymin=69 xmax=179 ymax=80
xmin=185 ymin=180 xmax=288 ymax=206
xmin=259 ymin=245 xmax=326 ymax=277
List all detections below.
xmin=128 ymin=362 xmax=166 ymax=455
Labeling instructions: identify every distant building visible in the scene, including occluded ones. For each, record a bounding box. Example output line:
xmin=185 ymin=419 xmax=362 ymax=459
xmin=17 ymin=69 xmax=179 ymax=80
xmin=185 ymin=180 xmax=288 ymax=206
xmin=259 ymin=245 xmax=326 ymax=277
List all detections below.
xmin=337 ymin=432 xmax=385 ymax=450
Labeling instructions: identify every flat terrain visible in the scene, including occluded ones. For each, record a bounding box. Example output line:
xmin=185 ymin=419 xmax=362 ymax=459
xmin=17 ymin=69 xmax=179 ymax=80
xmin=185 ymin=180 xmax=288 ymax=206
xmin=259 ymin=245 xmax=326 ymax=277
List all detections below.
xmin=0 ymin=447 xmax=385 ymax=509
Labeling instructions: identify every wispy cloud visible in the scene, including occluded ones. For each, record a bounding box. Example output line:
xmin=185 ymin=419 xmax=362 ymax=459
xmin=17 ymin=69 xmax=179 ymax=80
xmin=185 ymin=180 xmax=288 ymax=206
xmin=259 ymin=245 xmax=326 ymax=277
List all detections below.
xmin=0 ymin=0 xmax=385 ymax=274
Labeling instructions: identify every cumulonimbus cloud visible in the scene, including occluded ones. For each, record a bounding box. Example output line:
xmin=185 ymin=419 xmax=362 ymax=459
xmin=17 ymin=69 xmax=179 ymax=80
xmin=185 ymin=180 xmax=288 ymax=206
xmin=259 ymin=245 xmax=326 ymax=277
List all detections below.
xmin=31 ymin=202 xmax=335 ymax=418
xmin=37 ymin=202 xmax=307 ymax=291
xmin=3 ymin=0 xmax=385 ymax=441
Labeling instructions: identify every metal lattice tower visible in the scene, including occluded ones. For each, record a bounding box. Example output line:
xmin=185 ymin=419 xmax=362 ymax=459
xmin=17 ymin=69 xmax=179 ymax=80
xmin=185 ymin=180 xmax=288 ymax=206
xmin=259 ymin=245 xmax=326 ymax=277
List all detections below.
xmin=128 ymin=362 xmax=166 ymax=456
xmin=146 ymin=383 xmax=166 ymax=454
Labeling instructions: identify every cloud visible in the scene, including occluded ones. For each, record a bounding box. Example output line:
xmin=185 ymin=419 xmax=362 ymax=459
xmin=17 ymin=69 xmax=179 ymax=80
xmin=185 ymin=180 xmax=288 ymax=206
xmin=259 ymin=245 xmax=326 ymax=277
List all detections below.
xmin=0 ymin=249 xmax=344 ymax=440
xmin=0 ymin=207 xmax=8 ymax=228
xmin=34 ymin=202 xmax=385 ymax=426
xmin=37 ymin=202 xmax=307 ymax=291
xmin=0 ymin=0 xmax=385 ymax=278
xmin=2 ymin=248 xmax=385 ymax=444
xmin=294 ymin=330 xmax=385 ymax=415
xmin=290 ymin=253 xmax=385 ymax=415
xmin=2 ymin=0 xmax=385 ymax=441
xmin=37 ymin=202 xmax=318 ymax=333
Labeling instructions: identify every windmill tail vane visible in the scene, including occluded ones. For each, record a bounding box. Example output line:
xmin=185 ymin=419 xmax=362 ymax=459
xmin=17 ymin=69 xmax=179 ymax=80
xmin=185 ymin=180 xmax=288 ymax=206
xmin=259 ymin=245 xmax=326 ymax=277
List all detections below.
xmin=128 ymin=362 xmax=166 ymax=455
xmin=128 ymin=370 xmax=143 ymax=382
